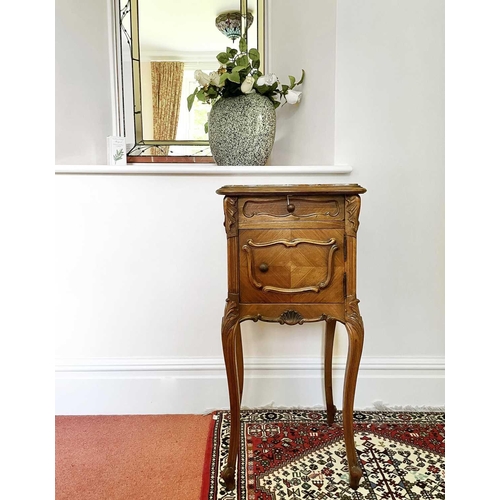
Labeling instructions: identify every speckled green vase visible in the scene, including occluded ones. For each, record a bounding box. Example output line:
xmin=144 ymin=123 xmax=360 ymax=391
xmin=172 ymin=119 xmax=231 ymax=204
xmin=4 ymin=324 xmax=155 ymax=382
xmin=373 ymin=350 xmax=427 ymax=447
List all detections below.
xmin=208 ymin=93 xmax=276 ymax=166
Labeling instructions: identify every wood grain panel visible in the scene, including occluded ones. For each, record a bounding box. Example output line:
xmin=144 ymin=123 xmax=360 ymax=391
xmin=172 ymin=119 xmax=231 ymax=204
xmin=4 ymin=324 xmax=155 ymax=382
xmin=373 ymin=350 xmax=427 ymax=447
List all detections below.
xmin=239 ymin=229 xmax=345 ymax=303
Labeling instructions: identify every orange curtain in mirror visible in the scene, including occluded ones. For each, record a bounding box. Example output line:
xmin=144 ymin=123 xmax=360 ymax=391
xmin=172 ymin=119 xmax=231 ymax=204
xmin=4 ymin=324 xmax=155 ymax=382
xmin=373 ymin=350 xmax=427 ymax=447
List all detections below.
xmin=151 ymin=62 xmax=185 ymax=146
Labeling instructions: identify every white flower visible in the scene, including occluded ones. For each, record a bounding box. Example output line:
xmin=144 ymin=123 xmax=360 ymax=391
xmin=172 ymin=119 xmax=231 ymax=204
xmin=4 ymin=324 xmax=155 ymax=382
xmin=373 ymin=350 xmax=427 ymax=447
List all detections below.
xmin=240 ymin=75 xmax=255 ymax=94
xmin=256 ymin=73 xmax=278 ymax=86
xmin=209 ymin=71 xmax=221 ymax=87
xmin=286 ymin=89 xmax=302 ymax=104
xmin=194 ymin=70 xmax=211 ymax=86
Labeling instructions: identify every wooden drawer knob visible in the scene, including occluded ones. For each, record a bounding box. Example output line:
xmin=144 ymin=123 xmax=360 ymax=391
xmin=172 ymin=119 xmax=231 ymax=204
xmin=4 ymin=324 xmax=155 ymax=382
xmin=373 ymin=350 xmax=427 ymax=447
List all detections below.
xmin=259 ymin=263 xmax=269 ymax=273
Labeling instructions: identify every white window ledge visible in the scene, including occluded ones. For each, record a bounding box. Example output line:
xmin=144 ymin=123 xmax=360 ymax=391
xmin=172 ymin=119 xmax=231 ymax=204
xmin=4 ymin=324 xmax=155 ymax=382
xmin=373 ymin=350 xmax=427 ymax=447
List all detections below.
xmin=55 ymin=164 xmax=352 ymax=175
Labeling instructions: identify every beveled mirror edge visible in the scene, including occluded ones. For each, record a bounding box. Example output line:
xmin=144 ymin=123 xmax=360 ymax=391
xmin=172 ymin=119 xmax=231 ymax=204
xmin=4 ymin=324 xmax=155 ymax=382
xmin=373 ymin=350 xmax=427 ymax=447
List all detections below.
xmin=117 ymin=0 xmax=266 ymax=161
xmin=130 ymin=0 xmax=143 ymax=145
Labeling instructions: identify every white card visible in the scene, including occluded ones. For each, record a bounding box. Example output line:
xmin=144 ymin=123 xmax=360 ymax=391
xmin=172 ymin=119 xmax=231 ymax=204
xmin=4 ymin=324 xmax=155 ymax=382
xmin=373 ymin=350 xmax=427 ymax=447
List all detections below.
xmin=107 ymin=136 xmax=127 ymax=166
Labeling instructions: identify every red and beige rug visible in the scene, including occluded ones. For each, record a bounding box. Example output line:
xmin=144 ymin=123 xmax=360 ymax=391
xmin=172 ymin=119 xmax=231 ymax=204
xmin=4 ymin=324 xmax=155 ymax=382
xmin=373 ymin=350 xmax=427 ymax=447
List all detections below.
xmin=201 ymin=409 xmax=445 ymax=500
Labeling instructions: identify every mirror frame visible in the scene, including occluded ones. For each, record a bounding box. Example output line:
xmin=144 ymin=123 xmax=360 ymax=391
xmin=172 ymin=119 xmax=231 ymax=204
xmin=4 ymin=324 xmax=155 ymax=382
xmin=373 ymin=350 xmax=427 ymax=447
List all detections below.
xmin=120 ymin=0 xmax=266 ymax=160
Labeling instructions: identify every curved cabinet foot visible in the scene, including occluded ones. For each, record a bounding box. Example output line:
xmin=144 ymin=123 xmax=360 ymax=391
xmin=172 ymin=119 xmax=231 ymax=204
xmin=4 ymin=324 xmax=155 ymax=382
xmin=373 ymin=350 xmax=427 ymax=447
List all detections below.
xmin=349 ymin=465 xmax=363 ymax=490
xmin=221 ymin=465 xmax=236 ymax=491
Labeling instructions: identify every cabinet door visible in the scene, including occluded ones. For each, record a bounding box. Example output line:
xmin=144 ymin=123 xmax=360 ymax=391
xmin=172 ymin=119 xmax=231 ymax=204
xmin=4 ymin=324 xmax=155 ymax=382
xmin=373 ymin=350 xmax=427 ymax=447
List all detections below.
xmin=239 ymin=229 xmax=345 ymax=304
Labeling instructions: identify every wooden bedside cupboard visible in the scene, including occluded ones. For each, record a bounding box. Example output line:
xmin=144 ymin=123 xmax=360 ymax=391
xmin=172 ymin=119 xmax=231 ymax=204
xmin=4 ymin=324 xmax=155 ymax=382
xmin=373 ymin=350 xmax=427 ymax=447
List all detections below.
xmin=216 ymin=184 xmax=367 ymax=491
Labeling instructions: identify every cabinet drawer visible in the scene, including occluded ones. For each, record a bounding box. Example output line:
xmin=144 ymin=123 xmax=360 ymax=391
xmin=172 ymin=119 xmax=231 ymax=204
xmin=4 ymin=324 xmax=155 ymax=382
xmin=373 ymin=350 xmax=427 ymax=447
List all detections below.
xmin=239 ymin=228 xmax=345 ymax=303
xmin=238 ymin=195 xmax=345 ymax=229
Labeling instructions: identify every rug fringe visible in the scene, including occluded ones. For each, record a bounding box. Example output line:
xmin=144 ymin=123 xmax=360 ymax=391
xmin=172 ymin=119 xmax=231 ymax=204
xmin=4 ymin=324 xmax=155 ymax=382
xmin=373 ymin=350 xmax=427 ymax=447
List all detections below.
xmin=369 ymin=400 xmax=445 ymax=412
xmin=244 ymin=402 xmax=325 ymax=411
xmin=202 ymin=402 xmax=323 ymax=415
xmin=203 ymin=400 xmax=444 ymax=415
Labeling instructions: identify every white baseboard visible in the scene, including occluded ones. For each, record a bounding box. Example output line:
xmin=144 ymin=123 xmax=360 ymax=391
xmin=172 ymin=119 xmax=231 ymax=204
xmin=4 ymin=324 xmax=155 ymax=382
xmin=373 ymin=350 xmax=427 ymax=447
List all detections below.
xmin=55 ymin=356 xmax=444 ymax=415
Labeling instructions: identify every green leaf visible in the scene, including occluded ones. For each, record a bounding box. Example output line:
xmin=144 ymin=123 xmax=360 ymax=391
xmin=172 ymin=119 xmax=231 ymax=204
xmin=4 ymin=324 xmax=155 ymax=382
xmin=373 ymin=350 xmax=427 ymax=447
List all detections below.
xmin=231 ymin=65 xmax=246 ymax=74
xmin=196 ymin=89 xmax=206 ymax=102
xmin=252 ymin=59 xmax=261 ymax=69
xmin=269 ymin=96 xmax=281 ymax=109
xmin=204 ymin=122 xmax=209 ymax=134
xmin=288 ymin=75 xmax=296 ymax=89
xmin=226 ymin=46 xmax=233 ymax=54
xmin=187 ymin=92 xmax=196 ymax=111
xmin=229 ymin=48 xmax=238 ymax=58
xmin=239 ymin=37 xmax=247 ymax=53
xmin=248 ymin=48 xmax=260 ymax=61
xmin=216 ymin=52 xmax=229 ymax=64
xmin=113 ymin=149 xmax=124 ymax=162
xmin=236 ymin=55 xmax=249 ymax=67
xmin=296 ymin=69 xmax=305 ymax=86
xmin=281 ymin=84 xmax=289 ymax=93
xmin=227 ymin=71 xmax=242 ymax=84
xmin=219 ymin=73 xmax=230 ymax=85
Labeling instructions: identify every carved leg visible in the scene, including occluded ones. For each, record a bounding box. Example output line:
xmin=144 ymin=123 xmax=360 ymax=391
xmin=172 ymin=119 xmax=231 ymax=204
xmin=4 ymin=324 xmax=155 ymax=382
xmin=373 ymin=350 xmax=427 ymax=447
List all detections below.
xmin=324 ymin=319 xmax=337 ymax=425
xmin=343 ymin=299 xmax=364 ymax=490
xmin=235 ymin=322 xmax=244 ymax=400
xmin=220 ymin=300 xmax=241 ymax=491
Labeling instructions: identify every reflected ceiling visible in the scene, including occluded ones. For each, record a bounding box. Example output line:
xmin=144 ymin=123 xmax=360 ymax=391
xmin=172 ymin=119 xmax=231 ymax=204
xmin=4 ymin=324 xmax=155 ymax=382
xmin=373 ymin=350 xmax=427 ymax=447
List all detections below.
xmin=139 ymin=0 xmax=258 ymax=55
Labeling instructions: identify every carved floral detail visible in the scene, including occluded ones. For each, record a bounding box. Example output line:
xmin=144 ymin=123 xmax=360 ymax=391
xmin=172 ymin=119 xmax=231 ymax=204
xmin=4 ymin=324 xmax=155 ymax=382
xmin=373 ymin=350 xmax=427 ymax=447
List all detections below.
xmin=221 ymin=299 xmax=239 ymax=337
xmin=345 ymin=295 xmax=364 ymax=331
xmin=346 ymin=196 xmax=361 ymax=235
xmin=223 ymin=197 xmax=238 ymax=237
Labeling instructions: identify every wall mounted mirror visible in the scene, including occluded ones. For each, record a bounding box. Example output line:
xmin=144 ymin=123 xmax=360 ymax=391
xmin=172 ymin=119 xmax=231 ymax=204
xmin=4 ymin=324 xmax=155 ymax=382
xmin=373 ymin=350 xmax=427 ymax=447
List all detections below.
xmin=117 ymin=0 xmax=265 ymax=162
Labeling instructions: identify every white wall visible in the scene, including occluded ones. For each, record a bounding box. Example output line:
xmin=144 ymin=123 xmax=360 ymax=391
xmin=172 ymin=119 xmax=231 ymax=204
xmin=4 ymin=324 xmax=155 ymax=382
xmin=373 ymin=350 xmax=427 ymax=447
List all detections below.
xmin=268 ymin=0 xmax=337 ymax=165
xmin=55 ymin=0 xmax=444 ymax=414
xmin=335 ymin=0 xmax=445 ymax=358
xmin=55 ymin=0 xmax=113 ymax=164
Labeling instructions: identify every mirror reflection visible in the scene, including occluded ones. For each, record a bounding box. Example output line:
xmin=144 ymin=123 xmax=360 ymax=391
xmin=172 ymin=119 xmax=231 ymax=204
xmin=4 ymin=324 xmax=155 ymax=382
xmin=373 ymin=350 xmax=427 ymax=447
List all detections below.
xmin=123 ymin=0 xmax=262 ymax=157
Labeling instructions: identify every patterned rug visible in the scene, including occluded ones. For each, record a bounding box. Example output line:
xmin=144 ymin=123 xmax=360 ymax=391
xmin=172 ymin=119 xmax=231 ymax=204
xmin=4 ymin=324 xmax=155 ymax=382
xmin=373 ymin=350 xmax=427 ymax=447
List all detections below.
xmin=201 ymin=409 xmax=445 ymax=500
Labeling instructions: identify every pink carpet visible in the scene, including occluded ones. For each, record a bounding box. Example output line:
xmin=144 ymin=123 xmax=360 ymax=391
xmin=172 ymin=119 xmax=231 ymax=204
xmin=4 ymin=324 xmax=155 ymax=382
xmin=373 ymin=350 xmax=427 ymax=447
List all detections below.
xmin=56 ymin=414 xmax=213 ymax=500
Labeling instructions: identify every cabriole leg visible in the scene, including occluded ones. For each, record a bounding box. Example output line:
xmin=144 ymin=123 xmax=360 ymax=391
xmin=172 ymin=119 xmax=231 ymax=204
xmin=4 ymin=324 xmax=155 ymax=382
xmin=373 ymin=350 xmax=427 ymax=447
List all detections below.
xmin=324 ymin=319 xmax=337 ymax=425
xmin=235 ymin=322 xmax=244 ymax=400
xmin=343 ymin=298 xmax=364 ymax=490
xmin=220 ymin=299 xmax=241 ymax=491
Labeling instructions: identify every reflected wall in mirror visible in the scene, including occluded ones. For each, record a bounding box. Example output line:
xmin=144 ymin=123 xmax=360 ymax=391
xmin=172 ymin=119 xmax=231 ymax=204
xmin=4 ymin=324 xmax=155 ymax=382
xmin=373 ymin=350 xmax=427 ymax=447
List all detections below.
xmin=119 ymin=0 xmax=265 ymax=159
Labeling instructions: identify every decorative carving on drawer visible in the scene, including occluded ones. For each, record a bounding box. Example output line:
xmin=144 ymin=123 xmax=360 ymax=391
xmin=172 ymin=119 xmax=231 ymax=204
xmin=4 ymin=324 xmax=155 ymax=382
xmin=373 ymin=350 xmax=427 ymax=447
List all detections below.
xmin=242 ymin=197 xmax=341 ymax=219
xmin=278 ymin=310 xmax=305 ymax=325
xmin=242 ymin=237 xmax=338 ymax=294
xmin=223 ymin=197 xmax=238 ymax=237
xmin=243 ymin=310 xmax=330 ymax=325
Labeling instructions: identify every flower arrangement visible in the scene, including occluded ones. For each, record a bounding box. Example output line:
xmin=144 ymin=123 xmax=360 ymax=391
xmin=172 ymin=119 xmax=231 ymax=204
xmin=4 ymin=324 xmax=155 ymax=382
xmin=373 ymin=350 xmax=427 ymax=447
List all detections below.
xmin=187 ymin=38 xmax=304 ymax=132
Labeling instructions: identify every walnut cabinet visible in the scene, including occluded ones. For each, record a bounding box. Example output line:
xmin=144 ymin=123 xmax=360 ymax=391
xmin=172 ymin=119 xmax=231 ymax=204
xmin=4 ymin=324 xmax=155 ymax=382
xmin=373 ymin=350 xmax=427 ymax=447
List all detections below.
xmin=216 ymin=184 xmax=367 ymax=491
